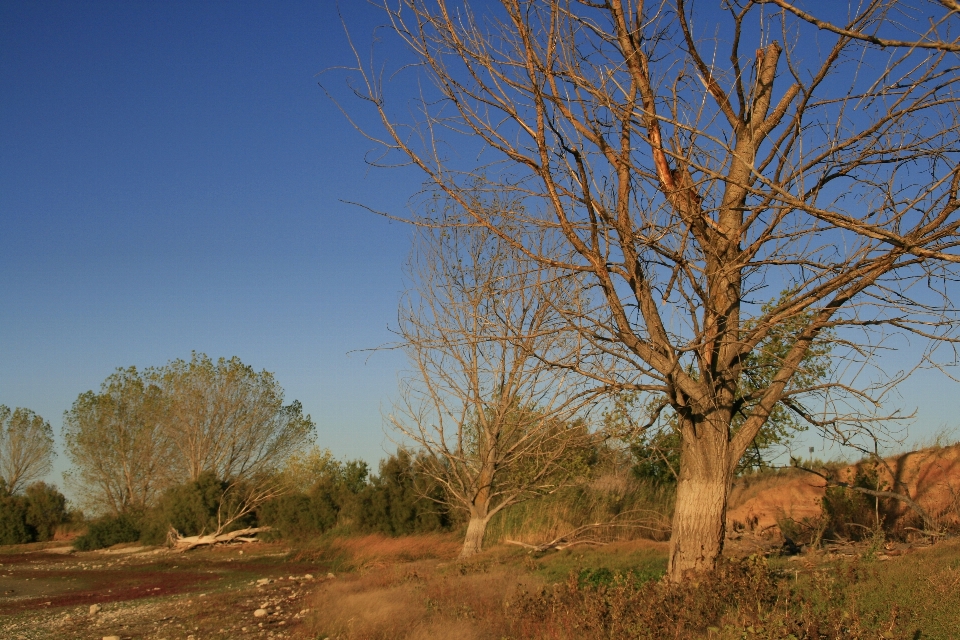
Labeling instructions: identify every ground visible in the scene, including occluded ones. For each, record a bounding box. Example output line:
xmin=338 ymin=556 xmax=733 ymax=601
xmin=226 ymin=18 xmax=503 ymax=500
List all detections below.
xmin=0 ymin=541 xmax=321 ymax=640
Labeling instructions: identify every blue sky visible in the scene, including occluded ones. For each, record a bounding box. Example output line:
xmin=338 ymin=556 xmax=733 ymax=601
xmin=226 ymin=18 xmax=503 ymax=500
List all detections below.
xmin=0 ymin=1 xmax=420 ymax=481
xmin=1 ymin=1 xmax=957 ymax=493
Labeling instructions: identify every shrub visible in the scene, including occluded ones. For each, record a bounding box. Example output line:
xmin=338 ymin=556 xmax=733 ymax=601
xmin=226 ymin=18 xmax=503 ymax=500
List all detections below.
xmin=24 ymin=482 xmax=68 ymax=541
xmin=354 ymin=449 xmax=456 ymax=536
xmin=258 ymin=493 xmax=335 ymax=539
xmin=73 ymin=513 xmax=141 ymax=551
xmin=0 ymin=481 xmax=70 ymax=545
xmin=137 ymin=472 xmax=257 ymax=544
xmin=0 ymin=491 xmax=33 ymax=545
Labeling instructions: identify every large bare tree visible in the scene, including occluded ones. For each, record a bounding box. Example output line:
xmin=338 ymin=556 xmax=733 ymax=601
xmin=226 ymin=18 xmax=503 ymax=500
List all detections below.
xmin=391 ymin=213 xmax=594 ymax=558
xmin=336 ymin=0 xmax=960 ymax=579
xmin=0 ymin=405 xmax=55 ymax=495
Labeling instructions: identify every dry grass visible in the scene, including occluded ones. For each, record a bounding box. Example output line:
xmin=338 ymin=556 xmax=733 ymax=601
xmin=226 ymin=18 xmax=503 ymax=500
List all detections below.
xmin=304 ymin=535 xmax=960 ymax=640
xmin=305 ymin=559 xmax=533 ymax=640
xmin=323 ymin=533 xmax=463 ymax=570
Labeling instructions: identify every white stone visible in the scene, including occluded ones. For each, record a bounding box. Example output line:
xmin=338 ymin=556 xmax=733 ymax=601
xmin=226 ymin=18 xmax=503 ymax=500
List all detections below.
xmin=254 ymin=608 xmax=268 ymax=618
xmin=256 ymin=578 xmax=271 ymax=585
xmin=303 ymin=574 xmax=313 ymax=580
xmin=89 ymin=604 xmax=102 ymax=615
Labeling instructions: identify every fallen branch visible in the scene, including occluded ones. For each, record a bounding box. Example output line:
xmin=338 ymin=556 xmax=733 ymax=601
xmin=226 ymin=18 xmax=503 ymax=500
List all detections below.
xmin=170 ymin=526 xmax=272 ymax=552
xmin=504 ymin=516 xmax=671 ymax=553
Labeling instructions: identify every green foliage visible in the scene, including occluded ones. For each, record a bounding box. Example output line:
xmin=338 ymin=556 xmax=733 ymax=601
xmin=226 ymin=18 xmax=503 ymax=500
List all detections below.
xmin=259 ymin=449 xmax=370 ymax=538
xmin=143 ymin=472 xmax=255 ymax=542
xmin=629 ymin=430 xmax=680 ymax=486
xmin=73 ymin=513 xmax=141 ymax=551
xmin=259 ymin=448 xmax=456 ymax=540
xmin=23 ymin=482 xmax=68 ymax=541
xmin=355 ymin=449 xmax=455 ymax=536
xmin=0 ymin=480 xmax=69 ymax=545
xmin=0 ymin=486 xmax=33 ymax=545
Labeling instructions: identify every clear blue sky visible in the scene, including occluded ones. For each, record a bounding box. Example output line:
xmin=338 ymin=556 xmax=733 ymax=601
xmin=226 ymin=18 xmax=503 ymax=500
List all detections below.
xmin=0 ymin=1 xmax=421 ymax=482
xmin=1 ymin=2 xmax=956 ymax=493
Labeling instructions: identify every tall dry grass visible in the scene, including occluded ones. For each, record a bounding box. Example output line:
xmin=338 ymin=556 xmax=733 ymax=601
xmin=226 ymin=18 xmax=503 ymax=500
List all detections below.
xmin=485 ymin=470 xmax=674 ymax=547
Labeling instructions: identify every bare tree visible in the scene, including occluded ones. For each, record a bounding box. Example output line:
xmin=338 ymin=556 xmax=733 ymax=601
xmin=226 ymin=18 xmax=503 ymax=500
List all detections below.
xmin=62 ymin=368 xmax=175 ymax=514
xmin=391 ymin=213 xmax=594 ymax=558
xmin=0 ymin=405 xmax=55 ymax=494
xmin=336 ymin=0 xmax=960 ymax=579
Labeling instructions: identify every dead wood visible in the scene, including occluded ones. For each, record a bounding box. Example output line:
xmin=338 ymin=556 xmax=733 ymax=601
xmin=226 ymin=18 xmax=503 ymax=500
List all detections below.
xmin=169 ymin=526 xmax=272 ymax=552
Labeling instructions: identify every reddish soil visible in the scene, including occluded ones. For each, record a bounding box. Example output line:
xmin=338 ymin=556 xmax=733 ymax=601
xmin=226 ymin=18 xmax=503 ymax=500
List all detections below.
xmin=0 ymin=542 xmax=327 ymax=640
xmin=727 ymin=444 xmax=960 ymax=533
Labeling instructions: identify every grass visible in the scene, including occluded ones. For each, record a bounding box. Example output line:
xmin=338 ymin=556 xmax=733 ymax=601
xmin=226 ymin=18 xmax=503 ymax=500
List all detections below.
xmin=303 ymin=536 xmax=960 ymax=640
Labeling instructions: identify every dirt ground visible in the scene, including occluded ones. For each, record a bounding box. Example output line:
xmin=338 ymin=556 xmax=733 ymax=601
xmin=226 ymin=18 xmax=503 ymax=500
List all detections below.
xmin=0 ymin=541 xmax=324 ymax=640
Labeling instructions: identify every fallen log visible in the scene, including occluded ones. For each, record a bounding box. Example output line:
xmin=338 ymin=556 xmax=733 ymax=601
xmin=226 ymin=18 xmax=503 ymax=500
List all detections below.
xmin=170 ymin=526 xmax=272 ymax=552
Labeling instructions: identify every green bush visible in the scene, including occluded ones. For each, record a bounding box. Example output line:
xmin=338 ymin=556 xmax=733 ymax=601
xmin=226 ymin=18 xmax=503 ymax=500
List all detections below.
xmin=73 ymin=513 xmax=141 ymax=551
xmin=258 ymin=449 xmax=456 ymax=540
xmin=137 ymin=472 xmax=257 ymax=545
xmin=354 ymin=449 xmax=455 ymax=536
xmin=0 ymin=481 xmax=70 ymax=545
xmin=0 ymin=491 xmax=33 ymax=545
xmin=24 ymin=482 xmax=68 ymax=542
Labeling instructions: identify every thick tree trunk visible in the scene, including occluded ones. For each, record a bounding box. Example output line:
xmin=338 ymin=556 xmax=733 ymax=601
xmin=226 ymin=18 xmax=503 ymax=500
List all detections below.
xmin=667 ymin=471 xmax=730 ymax=580
xmin=667 ymin=416 xmax=734 ymax=581
xmin=459 ymin=515 xmax=490 ymax=559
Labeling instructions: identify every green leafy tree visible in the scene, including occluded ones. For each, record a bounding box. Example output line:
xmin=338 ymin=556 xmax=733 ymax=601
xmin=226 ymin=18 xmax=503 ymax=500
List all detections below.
xmin=0 ymin=480 xmax=32 ymax=545
xmin=62 ymin=367 xmax=174 ymax=514
xmin=355 ymin=449 xmax=455 ymax=536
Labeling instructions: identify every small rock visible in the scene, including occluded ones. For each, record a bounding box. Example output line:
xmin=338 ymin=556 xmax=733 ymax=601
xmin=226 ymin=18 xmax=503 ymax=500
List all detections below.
xmin=89 ymin=604 xmax=102 ymax=615
xmin=257 ymin=578 xmax=271 ymax=585
xmin=303 ymin=574 xmax=314 ymax=580
xmin=326 ymin=573 xmax=335 ymax=579
xmin=103 ymin=636 xmax=120 ymax=640
xmin=254 ymin=608 xmax=268 ymax=618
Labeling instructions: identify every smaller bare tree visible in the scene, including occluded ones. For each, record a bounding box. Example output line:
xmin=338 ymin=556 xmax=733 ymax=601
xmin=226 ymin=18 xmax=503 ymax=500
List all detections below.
xmin=391 ymin=210 xmax=594 ymax=558
xmin=0 ymin=405 xmax=55 ymax=494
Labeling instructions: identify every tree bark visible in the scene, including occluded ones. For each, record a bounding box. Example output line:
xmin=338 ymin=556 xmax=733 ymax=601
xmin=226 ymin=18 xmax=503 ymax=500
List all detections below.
xmin=459 ymin=515 xmax=490 ymax=559
xmin=667 ymin=418 xmax=734 ymax=581
xmin=668 ymin=470 xmax=730 ymax=580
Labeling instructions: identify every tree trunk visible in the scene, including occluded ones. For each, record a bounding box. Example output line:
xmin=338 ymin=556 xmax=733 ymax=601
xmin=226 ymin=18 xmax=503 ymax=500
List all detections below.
xmin=459 ymin=515 xmax=490 ymax=559
xmin=667 ymin=418 xmax=733 ymax=581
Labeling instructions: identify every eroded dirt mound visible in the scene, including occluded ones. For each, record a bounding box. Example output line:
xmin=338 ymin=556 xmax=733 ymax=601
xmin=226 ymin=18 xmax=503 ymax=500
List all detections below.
xmin=727 ymin=444 xmax=960 ymax=533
